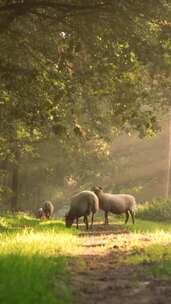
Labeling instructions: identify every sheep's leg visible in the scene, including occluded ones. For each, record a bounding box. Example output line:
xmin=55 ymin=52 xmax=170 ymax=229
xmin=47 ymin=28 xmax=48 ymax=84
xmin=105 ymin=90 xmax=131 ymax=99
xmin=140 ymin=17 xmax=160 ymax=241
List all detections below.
xmin=129 ymin=210 xmax=135 ymax=224
xmin=90 ymin=213 xmax=94 ymax=229
xmin=125 ymin=211 xmax=129 ymax=224
xmin=104 ymin=211 xmax=109 ymax=225
xmin=84 ymin=216 xmax=89 ymax=230
xmin=46 ymin=212 xmax=50 ymax=220
xmin=76 ymin=217 xmax=79 ymax=229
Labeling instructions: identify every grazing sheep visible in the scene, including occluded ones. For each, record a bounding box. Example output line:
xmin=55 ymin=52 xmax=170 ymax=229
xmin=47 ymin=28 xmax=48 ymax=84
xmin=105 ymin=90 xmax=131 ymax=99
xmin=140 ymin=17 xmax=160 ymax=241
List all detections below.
xmin=65 ymin=190 xmax=99 ymax=230
xmin=42 ymin=201 xmax=54 ymax=219
xmin=91 ymin=186 xmax=136 ymax=224
xmin=36 ymin=207 xmax=44 ymax=219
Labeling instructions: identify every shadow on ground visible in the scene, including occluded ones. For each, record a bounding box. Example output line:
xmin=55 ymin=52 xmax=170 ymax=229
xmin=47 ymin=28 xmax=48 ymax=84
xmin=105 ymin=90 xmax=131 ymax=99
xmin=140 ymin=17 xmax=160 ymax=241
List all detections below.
xmin=78 ymin=223 xmax=129 ymax=236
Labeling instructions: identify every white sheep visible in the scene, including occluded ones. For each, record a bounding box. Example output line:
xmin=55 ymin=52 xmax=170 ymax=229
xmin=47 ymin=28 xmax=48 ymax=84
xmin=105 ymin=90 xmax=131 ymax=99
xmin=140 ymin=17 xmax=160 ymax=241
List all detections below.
xmin=92 ymin=186 xmax=136 ymax=225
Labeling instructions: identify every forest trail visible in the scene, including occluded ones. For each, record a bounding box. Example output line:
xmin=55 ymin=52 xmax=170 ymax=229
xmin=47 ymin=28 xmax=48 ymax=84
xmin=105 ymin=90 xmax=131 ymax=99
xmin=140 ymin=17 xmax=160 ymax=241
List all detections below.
xmin=69 ymin=223 xmax=171 ymax=304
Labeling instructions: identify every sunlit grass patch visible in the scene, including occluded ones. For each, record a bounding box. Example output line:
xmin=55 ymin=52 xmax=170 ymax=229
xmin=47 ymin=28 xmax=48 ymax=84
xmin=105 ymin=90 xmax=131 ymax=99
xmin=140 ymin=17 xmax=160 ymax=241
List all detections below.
xmin=2 ymin=212 xmax=171 ymax=303
xmin=126 ymin=243 xmax=171 ymax=278
xmin=0 ymin=215 xmax=80 ymax=257
xmin=0 ymin=212 xmax=38 ymax=231
xmin=0 ymin=213 xmax=80 ymax=304
xmin=126 ymin=220 xmax=171 ymax=252
xmin=127 ymin=219 xmax=171 ymax=233
xmin=128 ymin=243 xmax=171 ymax=264
xmin=103 ymin=215 xmax=171 ymax=233
xmin=0 ymin=229 xmax=80 ymax=256
xmin=119 ymin=219 xmax=171 ymax=278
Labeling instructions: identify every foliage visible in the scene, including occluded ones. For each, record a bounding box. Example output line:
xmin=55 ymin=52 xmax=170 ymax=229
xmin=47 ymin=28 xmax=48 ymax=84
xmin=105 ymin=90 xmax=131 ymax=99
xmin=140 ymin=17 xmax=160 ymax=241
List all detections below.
xmin=1 ymin=0 xmax=171 ymax=143
xmin=1 ymin=1 xmax=171 ymax=208
xmin=136 ymin=199 xmax=171 ymax=221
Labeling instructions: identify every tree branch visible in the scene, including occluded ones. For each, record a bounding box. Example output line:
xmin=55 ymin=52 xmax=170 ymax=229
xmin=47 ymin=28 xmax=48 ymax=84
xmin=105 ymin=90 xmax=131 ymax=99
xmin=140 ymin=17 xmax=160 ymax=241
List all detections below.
xmin=0 ymin=1 xmax=108 ymax=13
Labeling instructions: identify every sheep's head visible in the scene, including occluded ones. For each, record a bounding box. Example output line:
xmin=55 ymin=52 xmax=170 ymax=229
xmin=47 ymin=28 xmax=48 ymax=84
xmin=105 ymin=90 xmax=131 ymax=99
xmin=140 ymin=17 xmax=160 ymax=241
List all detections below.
xmin=65 ymin=213 xmax=74 ymax=228
xmin=37 ymin=207 xmax=45 ymax=219
xmin=91 ymin=186 xmax=103 ymax=196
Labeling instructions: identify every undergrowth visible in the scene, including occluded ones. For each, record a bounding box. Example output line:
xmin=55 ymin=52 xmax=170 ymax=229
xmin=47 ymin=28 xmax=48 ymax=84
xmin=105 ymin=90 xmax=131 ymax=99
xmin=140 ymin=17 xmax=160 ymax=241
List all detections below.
xmin=136 ymin=198 xmax=171 ymax=221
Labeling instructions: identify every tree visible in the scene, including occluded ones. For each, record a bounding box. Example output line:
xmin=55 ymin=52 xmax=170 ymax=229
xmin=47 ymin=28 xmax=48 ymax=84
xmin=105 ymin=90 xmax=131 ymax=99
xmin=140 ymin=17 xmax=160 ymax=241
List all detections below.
xmin=0 ymin=0 xmax=171 ymax=209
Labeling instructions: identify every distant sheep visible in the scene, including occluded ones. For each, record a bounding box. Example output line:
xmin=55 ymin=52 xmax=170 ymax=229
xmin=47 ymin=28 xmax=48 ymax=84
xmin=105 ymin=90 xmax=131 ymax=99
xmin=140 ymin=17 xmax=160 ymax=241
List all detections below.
xmin=42 ymin=201 xmax=54 ymax=219
xmin=65 ymin=190 xmax=99 ymax=229
xmin=91 ymin=186 xmax=136 ymax=224
xmin=36 ymin=207 xmax=44 ymax=219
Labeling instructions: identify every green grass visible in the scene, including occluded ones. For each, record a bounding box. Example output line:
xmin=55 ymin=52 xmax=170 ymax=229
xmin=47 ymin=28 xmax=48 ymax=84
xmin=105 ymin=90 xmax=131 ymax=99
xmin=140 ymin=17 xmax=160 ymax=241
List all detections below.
xmin=0 ymin=254 xmax=69 ymax=304
xmin=127 ymin=242 xmax=171 ymax=278
xmin=127 ymin=219 xmax=171 ymax=233
xmin=105 ymin=212 xmax=171 ymax=233
xmin=104 ymin=213 xmax=171 ymax=278
xmin=2 ymin=210 xmax=171 ymax=304
xmin=121 ymin=217 xmax=171 ymax=279
xmin=128 ymin=199 xmax=171 ymax=277
xmin=0 ymin=213 xmax=79 ymax=304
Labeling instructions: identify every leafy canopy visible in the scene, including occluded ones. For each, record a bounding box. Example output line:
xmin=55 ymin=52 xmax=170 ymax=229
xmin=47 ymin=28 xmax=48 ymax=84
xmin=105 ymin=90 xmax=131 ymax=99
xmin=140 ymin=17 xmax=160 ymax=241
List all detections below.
xmin=0 ymin=0 xmax=171 ymax=154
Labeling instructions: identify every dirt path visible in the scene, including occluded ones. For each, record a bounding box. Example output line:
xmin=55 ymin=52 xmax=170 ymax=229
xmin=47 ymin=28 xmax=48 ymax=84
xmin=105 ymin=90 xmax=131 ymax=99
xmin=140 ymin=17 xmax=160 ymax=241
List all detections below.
xmin=69 ymin=224 xmax=171 ymax=304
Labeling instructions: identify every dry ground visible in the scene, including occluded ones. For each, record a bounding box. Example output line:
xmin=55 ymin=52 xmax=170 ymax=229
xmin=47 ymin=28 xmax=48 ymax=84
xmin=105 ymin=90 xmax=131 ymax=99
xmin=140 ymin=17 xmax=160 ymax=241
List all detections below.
xmin=69 ymin=223 xmax=171 ymax=304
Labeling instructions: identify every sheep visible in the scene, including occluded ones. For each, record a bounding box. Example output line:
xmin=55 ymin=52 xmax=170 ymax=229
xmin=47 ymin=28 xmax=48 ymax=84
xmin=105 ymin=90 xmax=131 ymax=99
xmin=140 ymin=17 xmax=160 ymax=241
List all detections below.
xmin=36 ymin=207 xmax=45 ymax=219
xmin=91 ymin=186 xmax=136 ymax=225
xmin=42 ymin=201 xmax=54 ymax=219
xmin=65 ymin=190 xmax=99 ymax=230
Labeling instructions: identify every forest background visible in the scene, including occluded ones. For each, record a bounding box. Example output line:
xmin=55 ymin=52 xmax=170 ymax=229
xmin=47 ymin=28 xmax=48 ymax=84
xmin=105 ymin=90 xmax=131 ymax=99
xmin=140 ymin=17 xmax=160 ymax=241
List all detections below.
xmin=0 ymin=0 xmax=171 ymax=212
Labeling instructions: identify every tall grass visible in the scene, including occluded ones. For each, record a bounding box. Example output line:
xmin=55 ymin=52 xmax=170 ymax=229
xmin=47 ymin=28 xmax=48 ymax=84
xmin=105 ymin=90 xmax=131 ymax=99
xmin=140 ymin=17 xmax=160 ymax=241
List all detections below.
xmin=0 ymin=213 xmax=79 ymax=304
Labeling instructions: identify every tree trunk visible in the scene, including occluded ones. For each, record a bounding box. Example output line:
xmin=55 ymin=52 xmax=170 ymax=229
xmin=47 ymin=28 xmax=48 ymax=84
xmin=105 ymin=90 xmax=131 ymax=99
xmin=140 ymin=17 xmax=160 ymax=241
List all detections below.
xmin=11 ymin=148 xmax=20 ymax=212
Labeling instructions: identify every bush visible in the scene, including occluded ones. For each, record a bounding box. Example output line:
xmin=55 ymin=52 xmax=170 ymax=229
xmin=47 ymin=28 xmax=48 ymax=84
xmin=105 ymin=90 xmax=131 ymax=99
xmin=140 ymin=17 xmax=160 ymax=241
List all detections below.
xmin=137 ymin=198 xmax=171 ymax=221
